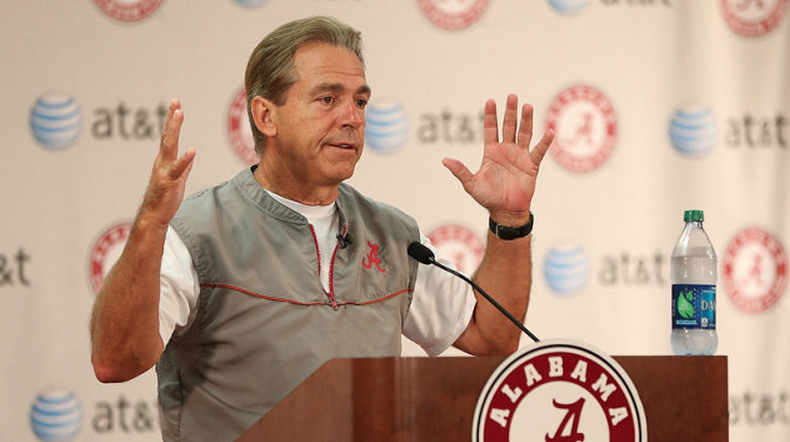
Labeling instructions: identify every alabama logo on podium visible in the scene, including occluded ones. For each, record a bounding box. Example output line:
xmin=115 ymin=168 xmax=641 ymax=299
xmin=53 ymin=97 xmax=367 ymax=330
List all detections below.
xmin=473 ymin=339 xmax=648 ymax=441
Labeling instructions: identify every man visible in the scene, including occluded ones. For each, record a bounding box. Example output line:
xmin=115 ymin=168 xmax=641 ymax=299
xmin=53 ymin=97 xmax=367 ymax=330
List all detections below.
xmin=90 ymin=16 xmax=553 ymax=441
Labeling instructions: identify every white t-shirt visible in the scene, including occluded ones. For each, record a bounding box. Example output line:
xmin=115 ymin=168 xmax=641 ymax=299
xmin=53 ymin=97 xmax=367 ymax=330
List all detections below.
xmin=158 ymin=195 xmax=476 ymax=357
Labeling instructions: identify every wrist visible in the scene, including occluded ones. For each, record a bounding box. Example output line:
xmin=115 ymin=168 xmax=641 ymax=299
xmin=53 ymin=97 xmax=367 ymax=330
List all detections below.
xmin=488 ymin=209 xmax=532 ymax=227
xmin=488 ymin=211 xmax=534 ymax=240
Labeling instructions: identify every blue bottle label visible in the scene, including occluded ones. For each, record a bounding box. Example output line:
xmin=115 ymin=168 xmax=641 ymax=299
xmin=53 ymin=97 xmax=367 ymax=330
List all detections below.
xmin=672 ymin=284 xmax=716 ymax=330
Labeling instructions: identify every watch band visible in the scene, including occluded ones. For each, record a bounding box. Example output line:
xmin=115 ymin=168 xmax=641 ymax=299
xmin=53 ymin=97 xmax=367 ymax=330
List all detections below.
xmin=488 ymin=211 xmax=534 ymax=240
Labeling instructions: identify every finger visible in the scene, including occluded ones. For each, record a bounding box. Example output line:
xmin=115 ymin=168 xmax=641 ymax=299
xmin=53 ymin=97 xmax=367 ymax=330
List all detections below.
xmin=530 ymin=129 xmax=555 ymax=167
xmin=168 ymin=148 xmax=196 ymax=180
xmin=517 ymin=103 xmax=534 ymax=150
xmin=442 ymin=157 xmax=474 ymax=186
xmin=160 ymin=99 xmax=183 ymax=162
xmin=502 ymin=94 xmax=519 ymax=144
xmin=483 ymin=99 xmax=499 ymax=145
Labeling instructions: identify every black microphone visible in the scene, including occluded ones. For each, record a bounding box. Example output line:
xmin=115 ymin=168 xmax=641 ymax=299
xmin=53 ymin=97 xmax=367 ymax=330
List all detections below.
xmin=407 ymin=241 xmax=540 ymax=343
xmin=337 ymin=232 xmax=354 ymax=249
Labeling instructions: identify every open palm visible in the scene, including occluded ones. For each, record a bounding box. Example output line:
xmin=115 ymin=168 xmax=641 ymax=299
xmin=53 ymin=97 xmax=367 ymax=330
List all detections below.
xmin=443 ymin=94 xmax=554 ymax=225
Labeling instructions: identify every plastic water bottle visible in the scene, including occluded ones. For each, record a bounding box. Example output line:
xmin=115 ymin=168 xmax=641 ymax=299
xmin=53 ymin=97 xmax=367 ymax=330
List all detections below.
xmin=671 ymin=210 xmax=718 ymax=355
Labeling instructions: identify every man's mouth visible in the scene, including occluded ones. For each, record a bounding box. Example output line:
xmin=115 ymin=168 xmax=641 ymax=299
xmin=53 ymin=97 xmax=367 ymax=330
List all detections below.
xmin=328 ymin=142 xmax=356 ymax=150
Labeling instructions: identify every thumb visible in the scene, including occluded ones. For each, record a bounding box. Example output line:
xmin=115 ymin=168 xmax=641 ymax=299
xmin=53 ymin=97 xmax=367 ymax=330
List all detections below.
xmin=442 ymin=158 xmax=474 ymax=186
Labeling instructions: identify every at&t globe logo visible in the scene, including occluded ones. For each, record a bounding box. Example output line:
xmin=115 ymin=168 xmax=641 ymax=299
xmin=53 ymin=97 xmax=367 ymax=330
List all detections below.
xmin=232 ymin=0 xmax=270 ymax=7
xmin=544 ymin=245 xmax=590 ymax=295
xmin=30 ymin=95 xmax=82 ymax=150
xmin=547 ymin=0 xmax=590 ymax=15
xmin=669 ymin=106 xmax=718 ymax=156
xmin=29 ymin=388 xmax=83 ymax=441
xmin=365 ymin=101 xmax=409 ymax=154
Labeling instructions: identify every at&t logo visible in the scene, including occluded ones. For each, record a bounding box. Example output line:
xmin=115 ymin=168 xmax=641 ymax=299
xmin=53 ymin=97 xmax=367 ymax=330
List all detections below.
xmin=365 ymin=100 xmax=409 ymax=154
xmin=548 ymin=0 xmax=591 ymax=15
xmin=724 ymin=227 xmax=788 ymax=313
xmin=545 ymin=85 xmax=617 ymax=173
xmin=669 ymin=106 xmax=718 ymax=156
xmin=418 ymin=0 xmax=489 ymax=30
xmin=30 ymin=95 xmax=82 ymax=151
xmin=720 ymin=0 xmax=787 ymax=37
xmin=30 ymin=388 xmax=83 ymax=442
xmin=232 ymin=0 xmax=270 ymax=7
xmin=93 ymin=0 xmax=165 ymax=22
xmin=544 ymin=246 xmax=590 ymax=295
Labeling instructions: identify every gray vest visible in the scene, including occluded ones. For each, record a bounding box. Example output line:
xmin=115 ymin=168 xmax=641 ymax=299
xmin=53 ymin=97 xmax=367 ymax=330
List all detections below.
xmin=157 ymin=168 xmax=420 ymax=442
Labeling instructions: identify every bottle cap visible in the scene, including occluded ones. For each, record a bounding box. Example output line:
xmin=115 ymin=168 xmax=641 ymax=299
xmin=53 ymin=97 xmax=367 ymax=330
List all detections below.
xmin=684 ymin=210 xmax=704 ymax=222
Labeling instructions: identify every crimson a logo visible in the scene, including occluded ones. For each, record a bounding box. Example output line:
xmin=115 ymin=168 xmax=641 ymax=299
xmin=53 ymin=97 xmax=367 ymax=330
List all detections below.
xmin=93 ymin=0 xmax=165 ymax=23
xmin=473 ymin=340 xmax=646 ymax=442
xmin=427 ymin=225 xmax=484 ymax=275
xmin=227 ymin=87 xmax=258 ymax=166
xmin=545 ymin=85 xmax=617 ymax=174
xmin=720 ymin=0 xmax=787 ymax=37
xmin=417 ymin=0 xmax=489 ymax=30
xmin=723 ymin=227 xmax=788 ymax=313
xmin=88 ymin=222 xmax=132 ymax=294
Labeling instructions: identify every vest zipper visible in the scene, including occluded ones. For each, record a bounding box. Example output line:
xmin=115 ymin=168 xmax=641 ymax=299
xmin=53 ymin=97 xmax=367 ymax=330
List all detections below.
xmin=327 ymin=224 xmax=348 ymax=311
xmin=309 ymin=224 xmax=338 ymax=309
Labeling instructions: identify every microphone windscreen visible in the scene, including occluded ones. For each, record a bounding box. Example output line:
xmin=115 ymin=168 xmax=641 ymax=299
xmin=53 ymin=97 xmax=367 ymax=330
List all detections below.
xmin=407 ymin=241 xmax=435 ymax=264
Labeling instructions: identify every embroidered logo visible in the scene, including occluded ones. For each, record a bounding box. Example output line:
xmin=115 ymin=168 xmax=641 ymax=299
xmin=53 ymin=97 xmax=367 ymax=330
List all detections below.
xmin=362 ymin=241 xmax=386 ymax=273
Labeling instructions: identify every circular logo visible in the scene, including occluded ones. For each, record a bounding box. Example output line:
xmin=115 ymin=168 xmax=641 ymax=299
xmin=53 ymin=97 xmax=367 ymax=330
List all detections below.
xmin=669 ymin=106 xmax=718 ymax=156
xmin=544 ymin=245 xmax=590 ymax=296
xmin=545 ymin=85 xmax=617 ymax=174
xmin=232 ymin=0 xmax=270 ymax=7
xmin=547 ymin=0 xmax=591 ymax=15
xmin=89 ymin=222 xmax=132 ymax=294
xmin=417 ymin=0 xmax=489 ymax=30
xmin=724 ymin=227 xmax=788 ymax=313
xmin=29 ymin=388 xmax=83 ymax=442
xmin=427 ymin=225 xmax=484 ymax=275
xmin=93 ymin=0 xmax=165 ymax=22
xmin=720 ymin=0 xmax=787 ymax=37
xmin=473 ymin=340 xmax=646 ymax=442
xmin=30 ymin=94 xmax=81 ymax=150
xmin=228 ymin=87 xmax=258 ymax=166
xmin=365 ymin=100 xmax=409 ymax=154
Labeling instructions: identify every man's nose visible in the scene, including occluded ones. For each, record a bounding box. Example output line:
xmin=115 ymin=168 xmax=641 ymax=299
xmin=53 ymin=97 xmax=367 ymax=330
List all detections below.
xmin=339 ymin=100 xmax=364 ymax=129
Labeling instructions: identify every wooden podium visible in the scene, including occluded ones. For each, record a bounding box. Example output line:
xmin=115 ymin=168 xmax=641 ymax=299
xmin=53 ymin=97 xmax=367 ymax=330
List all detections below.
xmin=237 ymin=356 xmax=728 ymax=441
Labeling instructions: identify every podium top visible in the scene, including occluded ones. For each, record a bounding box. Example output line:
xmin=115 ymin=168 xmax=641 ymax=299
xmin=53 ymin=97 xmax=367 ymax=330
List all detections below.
xmin=237 ymin=355 xmax=728 ymax=442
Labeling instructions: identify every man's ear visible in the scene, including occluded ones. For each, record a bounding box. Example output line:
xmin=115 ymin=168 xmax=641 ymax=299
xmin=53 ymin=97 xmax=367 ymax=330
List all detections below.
xmin=251 ymin=96 xmax=277 ymax=137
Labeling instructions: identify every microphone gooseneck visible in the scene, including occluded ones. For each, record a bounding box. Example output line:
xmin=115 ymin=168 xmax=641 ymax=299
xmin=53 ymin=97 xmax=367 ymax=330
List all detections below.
xmin=407 ymin=241 xmax=540 ymax=343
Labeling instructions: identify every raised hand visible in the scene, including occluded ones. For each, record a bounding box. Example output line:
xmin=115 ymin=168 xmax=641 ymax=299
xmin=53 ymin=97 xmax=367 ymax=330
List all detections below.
xmin=442 ymin=94 xmax=554 ymax=226
xmin=138 ymin=99 xmax=196 ymax=229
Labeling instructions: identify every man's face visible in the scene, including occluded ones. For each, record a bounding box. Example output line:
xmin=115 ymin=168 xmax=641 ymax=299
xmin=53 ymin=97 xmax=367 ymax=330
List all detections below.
xmin=268 ymin=41 xmax=370 ymax=189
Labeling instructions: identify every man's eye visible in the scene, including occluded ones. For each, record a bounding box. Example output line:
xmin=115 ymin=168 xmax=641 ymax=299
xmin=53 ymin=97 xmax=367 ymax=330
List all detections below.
xmin=356 ymin=99 xmax=368 ymax=108
xmin=322 ymin=96 xmax=334 ymax=104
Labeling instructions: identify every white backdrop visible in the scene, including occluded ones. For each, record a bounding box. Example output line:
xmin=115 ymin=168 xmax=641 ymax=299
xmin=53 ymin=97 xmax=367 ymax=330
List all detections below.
xmin=2 ymin=0 xmax=788 ymax=440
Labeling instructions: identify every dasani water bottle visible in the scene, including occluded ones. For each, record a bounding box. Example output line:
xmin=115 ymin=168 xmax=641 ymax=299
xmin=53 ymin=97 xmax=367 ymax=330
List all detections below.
xmin=671 ymin=210 xmax=718 ymax=355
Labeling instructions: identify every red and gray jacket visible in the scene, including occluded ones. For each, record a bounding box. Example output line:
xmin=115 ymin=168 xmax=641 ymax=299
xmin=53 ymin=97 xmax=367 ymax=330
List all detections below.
xmin=156 ymin=167 xmax=420 ymax=442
